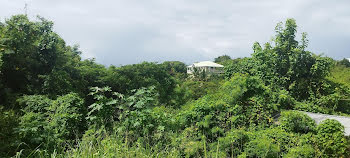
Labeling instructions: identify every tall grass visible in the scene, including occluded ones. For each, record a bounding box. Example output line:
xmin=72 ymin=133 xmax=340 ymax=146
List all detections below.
xmin=14 ymin=134 xmax=181 ymax=158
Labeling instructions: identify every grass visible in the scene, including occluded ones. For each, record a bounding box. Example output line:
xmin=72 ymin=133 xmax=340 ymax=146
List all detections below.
xmin=14 ymin=134 xmax=182 ymax=158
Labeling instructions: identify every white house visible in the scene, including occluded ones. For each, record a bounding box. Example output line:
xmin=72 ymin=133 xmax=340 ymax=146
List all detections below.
xmin=347 ymin=58 xmax=350 ymax=62
xmin=187 ymin=61 xmax=224 ymax=74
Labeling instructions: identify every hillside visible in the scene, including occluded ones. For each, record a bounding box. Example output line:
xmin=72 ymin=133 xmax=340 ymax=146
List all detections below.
xmin=0 ymin=15 xmax=350 ymax=158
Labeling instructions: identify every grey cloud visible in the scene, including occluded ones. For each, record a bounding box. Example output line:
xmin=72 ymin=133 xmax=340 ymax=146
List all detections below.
xmin=0 ymin=0 xmax=349 ymax=65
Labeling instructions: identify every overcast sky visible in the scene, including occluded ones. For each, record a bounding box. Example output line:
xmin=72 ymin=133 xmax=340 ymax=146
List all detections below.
xmin=1 ymin=0 xmax=350 ymax=66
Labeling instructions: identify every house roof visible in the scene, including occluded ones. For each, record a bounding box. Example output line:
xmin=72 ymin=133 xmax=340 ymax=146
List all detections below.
xmin=187 ymin=61 xmax=224 ymax=68
xmin=302 ymin=111 xmax=350 ymax=136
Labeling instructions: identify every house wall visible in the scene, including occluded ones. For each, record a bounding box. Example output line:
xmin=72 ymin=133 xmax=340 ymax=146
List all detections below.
xmin=187 ymin=66 xmax=223 ymax=74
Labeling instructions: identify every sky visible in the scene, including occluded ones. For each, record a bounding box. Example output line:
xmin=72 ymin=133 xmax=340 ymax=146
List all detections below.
xmin=1 ymin=0 xmax=350 ymax=66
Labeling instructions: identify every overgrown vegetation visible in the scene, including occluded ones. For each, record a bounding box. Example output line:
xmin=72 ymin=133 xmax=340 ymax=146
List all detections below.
xmin=0 ymin=15 xmax=349 ymax=157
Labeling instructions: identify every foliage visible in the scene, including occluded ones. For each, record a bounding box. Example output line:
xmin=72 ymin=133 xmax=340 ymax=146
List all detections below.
xmin=0 ymin=15 xmax=68 ymax=96
xmin=86 ymin=86 xmax=121 ymax=130
xmin=279 ymin=111 xmax=316 ymax=134
xmin=250 ymin=127 xmax=299 ymax=156
xmin=1 ymin=15 xmax=350 ymax=158
xmin=316 ymin=119 xmax=347 ymax=157
xmin=284 ymin=144 xmax=315 ymax=158
xmin=171 ymin=79 xmax=220 ymax=106
xmin=0 ymin=106 xmax=19 ymax=157
xmin=59 ymin=132 xmax=180 ymax=158
xmin=293 ymin=101 xmax=328 ymax=114
xmin=87 ymin=86 xmax=175 ymax=147
xmin=338 ymin=58 xmax=350 ymax=67
xmin=244 ymin=136 xmax=280 ymax=158
xmin=224 ymin=57 xmax=253 ymax=78
xmin=191 ymin=66 xmax=209 ymax=81
xmin=103 ymin=62 xmax=176 ymax=104
xmin=218 ymin=129 xmax=250 ymax=157
xmin=274 ymin=89 xmax=295 ymax=109
xmin=161 ymin=61 xmax=187 ymax=78
xmin=214 ymin=54 xmax=231 ymax=64
xmin=328 ymin=63 xmax=350 ymax=88
xmin=179 ymin=74 xmax=277 ymax=145
xmin=225 ymin=19 xmax=333 ymax=101
xmin=17 ymin=93 xmax=85 ymax=152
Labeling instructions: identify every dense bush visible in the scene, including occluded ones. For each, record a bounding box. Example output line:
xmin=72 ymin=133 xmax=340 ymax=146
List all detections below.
xmin=244 ymin=136 xmax=280 ymax=158
xmin=284 ymin=144 xmax=315 ymax=158
xmin=316 ymin=119 xmax=347 ymax=157
xmin=218 ymin=129 xmax=249 ymax=157
xmin=170 ymin=79 xmax=220 ymax=107
xmin=87 ymin=86 xmax=176 ymax=147
xmin=103 ymin=62 xmax=176 ymax=104
xmin=0 ymin=106 xmax=19 ymax=157
xmin=17 ymin=93 xmax=85 ymax=151
xmin=279 ymin=111 xmax=316 ymax=134
xmin=338 ymin=58 xmax=350 ymax=67
xmin=225 ymin=19 xmax=333 ymax=101
xmin=179 ymin=74 xmax=277 ymax=141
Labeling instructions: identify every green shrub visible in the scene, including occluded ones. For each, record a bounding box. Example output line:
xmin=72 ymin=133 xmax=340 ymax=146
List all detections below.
xmin=279 ymin=111 xmax=316 ymax=134
xmin=294 ymin=101 xmax=329 ymax=113
xmin=244 ymin=136 xmax=280 ymax=158
xmin=88 ymin=86 xmax=176 ymax=147
xmin=316 ymin=119 xmax=347 ymax=157
xmin=237 ymin=127 xmax=299 ymax=158
xmin=275 ymin=89 xmax=295 ymax=109
xmin=255 ymin=128 xmax=298 ymax=154
xmin=65 ymin=133 xmax=181 ymax=158
xmin=284 ymin=144 xmax=315 ymax=158
xmin=17 ymin=93 xmax=85 ymax=151
xmin=218 ymin=129 xmax=249 ymax=157
xmin=338 ymin=58 xmax=350 ymax=67
xmin=86 ymin=86 xmax=120 ymax=130
xmin=0 ymin=106 xmax=19 ymax=157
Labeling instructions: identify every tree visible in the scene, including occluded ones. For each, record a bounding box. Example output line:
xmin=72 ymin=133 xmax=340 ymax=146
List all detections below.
xmin=338 ymin=58 xmax=350 ymax=67
xmin=214 ymin=55 xmax=231 ymax=64
xmin=103 ymin=62 xmax=176 ymax=104
xmin=41 ymin=44 xmax=84 ymax=96
xmin=161 ymin=61 xmax=187 ymax=76
xmin=0 ymin=48 xmax=3 ymax=96
xmin=224 ymin=57 xmax=254 ymax=78
xmin=0 ymin=21 xmax=3 ymax=91
xmin=0 ymin=15 xmax=62 ymax=94
xmin=249 ymin=19 xmax=333 ymax=100
xmin=0 ymin=15 xmax=87 ymax=106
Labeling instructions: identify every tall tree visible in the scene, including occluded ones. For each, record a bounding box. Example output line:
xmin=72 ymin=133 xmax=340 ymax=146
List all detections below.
xmin=226 ymin=19 xmax=333 ymax=100
xmin=103 ymin=62 xmax=176 ymax=104
xmin=161 ymin=61 xmax=187 ymax=76
xmin=0 ymin=15 xmax=69 ymax=96
xmin=214 ymin=55 xmax=231 ymax=64
xmin=338 ymin=58 xmax=350 ymax=67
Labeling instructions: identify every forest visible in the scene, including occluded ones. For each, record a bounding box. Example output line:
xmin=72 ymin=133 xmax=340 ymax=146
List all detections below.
xmin=0 ymin=15 xmax=350 ymax=158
